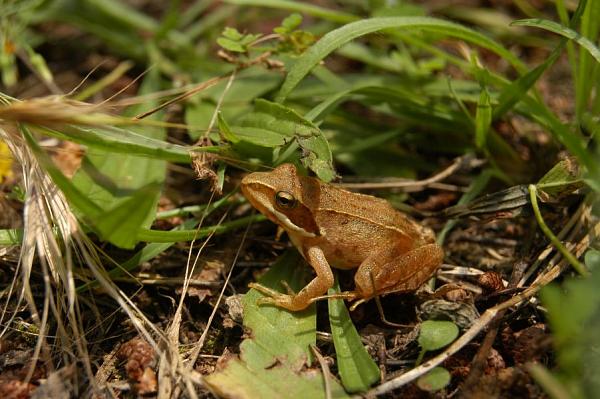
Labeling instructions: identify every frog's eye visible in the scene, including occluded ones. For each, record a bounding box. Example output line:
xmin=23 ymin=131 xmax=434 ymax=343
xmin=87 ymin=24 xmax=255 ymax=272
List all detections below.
xmin=275 ymin=191 xmax=297 ymax=209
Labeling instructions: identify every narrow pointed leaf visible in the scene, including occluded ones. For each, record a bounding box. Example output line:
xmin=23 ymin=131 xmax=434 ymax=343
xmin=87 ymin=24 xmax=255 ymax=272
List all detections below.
xmin=276 ymin=16 xmax=524 ymax=102
xmin=94 ymin=183 xmax=161 ymax=249
xmin=328 ymin=280 xmax=380 ymax=393
xmin=512 ymin=18 xmax=600 ymax=64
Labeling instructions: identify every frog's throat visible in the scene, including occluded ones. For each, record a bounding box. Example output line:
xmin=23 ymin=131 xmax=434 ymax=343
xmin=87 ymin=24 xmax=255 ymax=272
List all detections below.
xmin=270 ymin=207 xmax=319 ymax=238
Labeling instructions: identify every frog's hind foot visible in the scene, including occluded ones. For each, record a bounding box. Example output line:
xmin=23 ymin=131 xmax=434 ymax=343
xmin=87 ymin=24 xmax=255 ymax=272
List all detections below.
xmin=247 ymin=282 xmax=304 ymax=311
xmin=248 ymin=282 xmax=283 ymax=298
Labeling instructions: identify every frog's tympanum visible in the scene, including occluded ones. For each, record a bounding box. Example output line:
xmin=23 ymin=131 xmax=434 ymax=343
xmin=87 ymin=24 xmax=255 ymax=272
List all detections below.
xmin=241 ymin=163 xmax=444 ymax=311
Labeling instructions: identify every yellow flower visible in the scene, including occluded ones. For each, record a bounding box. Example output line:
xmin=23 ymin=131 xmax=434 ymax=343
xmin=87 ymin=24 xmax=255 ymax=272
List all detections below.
xmin=0 ymin=139 xmax=13 ymax=182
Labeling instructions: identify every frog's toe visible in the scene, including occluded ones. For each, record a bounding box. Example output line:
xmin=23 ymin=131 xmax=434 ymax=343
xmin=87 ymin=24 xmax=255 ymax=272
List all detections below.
xmin=280 ymin=280 xmax=296 ymax=295
xmin=248 ymin=282 xmax=282 ymax=297
xmin=256 ymin=296 xmax=278 ymax=306
xmin=256 ymin=294 xmax=296 ymax=309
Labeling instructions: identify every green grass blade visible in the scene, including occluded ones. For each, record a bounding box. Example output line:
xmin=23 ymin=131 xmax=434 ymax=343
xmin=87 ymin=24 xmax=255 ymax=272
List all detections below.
xmin=232 ymin=99 xmax=335 ymax=181
xmin=512 ymin=18 xmax=600 ymax=64
xmin=34 ymin=124 xmax=195 ymax=163
xmin=555 ymin=0 xmax=578 ymax=90
xmin=328 ymin=280 xmax=380 ymax=393
xmin=493 ymin=41 xmax=563 ymax=119
xmin=1 ymin=215 xmax=261 ymax=248
xmin=276 ymin=16 xmax=524 ymax=102
xmin=0 ymin=229 xmax=23 ymax=246
xmin=475 ymin=85 xmax=492 ymax=149
xmin=94 ymin=183 xmax=162 ymax=249
xmin=577 ymin=0 xmax=600 ymax=120
xmin=224 ymin=0 xmax=358 ymax=23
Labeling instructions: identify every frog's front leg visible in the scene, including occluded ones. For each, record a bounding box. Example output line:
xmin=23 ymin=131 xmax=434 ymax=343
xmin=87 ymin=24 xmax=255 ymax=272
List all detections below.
xmin=353 ymin=244 xmax=444 ymax=300
xmin=250 ymin=246 xmax=334 ymax=311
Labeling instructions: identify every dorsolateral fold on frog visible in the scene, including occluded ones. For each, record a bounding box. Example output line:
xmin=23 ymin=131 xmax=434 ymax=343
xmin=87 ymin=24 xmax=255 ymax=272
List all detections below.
xmin=242 ymin=163 xmax=444 ymax=312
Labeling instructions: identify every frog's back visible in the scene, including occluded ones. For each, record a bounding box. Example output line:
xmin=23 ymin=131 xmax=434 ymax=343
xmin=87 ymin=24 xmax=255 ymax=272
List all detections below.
xmin=316 ymin=183 xmax=422 ymax=239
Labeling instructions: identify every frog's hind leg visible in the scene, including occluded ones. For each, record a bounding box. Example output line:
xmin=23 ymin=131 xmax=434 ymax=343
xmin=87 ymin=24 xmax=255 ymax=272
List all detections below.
xmin=249 ymin=246 xmax=334 ymax=311
xmin=353 ymin=244 xmax=444 ymax=299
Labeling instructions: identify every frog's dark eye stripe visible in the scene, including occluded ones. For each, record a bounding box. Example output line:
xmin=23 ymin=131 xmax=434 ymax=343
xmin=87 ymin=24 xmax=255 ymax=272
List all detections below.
xmin=275 ymin=191 xmax=297 ymax=209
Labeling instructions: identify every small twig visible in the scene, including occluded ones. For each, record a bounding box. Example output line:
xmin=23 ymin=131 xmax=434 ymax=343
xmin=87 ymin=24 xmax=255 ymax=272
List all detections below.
xmin=111 ymin=276 xmax=221 ymax=287
xmin=134 ymin=74 xmax=230 ymax=120
xmin=310 ymin=344 xmax=332 ymax=399
xmin=199 ymin=68 xmax=237 ymax=143
xmin=337 ymin=155 xmax=472 ymax=190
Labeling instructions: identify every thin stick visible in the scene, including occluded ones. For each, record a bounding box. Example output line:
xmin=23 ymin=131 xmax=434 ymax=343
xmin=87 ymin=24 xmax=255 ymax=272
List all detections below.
xmin=134 ymin=74 xmax=231 ymax=120
xmin=310 ymin=344 xmax=332 ymax=399
xmin=337 ymin=155 xmax=471 ymax=190
xmin=199 ymin=68 xmax=237 ymax=143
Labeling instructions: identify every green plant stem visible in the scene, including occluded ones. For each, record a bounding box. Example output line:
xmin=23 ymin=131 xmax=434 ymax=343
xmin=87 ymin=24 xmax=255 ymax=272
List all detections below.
xmin=136 ymin=214 xmax=264 ymax=242
xmin=526 ymin=362 xmax=572 ymax=399
xmin=155 ymin=192 xmax=241 ymax=219
xmin=528 ymin=184 xmax=589 ymax=277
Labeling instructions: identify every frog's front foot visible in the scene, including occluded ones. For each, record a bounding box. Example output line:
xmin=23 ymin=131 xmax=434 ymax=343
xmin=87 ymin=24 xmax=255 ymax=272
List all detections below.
xmin=247 ymin=283 xmax=307 ymax=311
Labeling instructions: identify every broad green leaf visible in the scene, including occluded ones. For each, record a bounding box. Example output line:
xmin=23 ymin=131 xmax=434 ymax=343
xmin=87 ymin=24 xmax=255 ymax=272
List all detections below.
xmin=274 ymin=13 xmax=302 ymax=34
xmin=217 ymin=112 xmax=240 ymax=143
xmin=229 ymin=99 xmax=335 ymax=181
xmin=185 ymin=100 xmax=214 ymax=137
xmin=94 ymin=183 xmax=161 ymax=249
xmin=475 ymin=86 xmax=491 ymax=149
xmin=72 ymin=71 xmax=166 ymax=230
xmin=229 ymin=126 xmax=288 ymax=147
xmin=512 ymin=18 xmax=600 ymax=64
xmin=328 ymin=280 xmax=380 ymax=393
xmin=417 ymin=367 xmax=451 ymax=391
xmin=541 ymin=270 xmax=600 ymax=395
xmin=276 ymin=16 xmax=524 ymax=102
xmin=217 ymin=37 xmax=246 ymax=52
xmin=222 ymin=26 xmax=243 ymax=40
xmin=537 ymin=157 xmax=583 ymax=198
xmin=418 ymin=320 xmax=459 ymax=352
xmin=205 ymin=251 xmax=349 ymax=398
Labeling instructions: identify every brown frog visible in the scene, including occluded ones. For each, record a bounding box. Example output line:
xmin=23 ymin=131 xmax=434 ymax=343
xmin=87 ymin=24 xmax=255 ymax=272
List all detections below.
xmin=241 ymin=163 xmax=443 ymax=311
